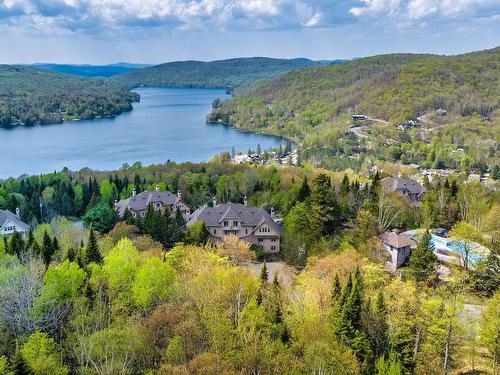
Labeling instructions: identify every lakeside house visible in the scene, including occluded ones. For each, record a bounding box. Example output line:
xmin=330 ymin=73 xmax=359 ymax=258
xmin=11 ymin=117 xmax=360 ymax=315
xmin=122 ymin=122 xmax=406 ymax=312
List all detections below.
xmin=187 ymin=199 xmax=282 ymax=253
xmin=115 ymin=187 xmax=192 ymax=221
xmin=381 ymin=176 xmax=425 ymax=202
xmin=379 ymin=230 xmax=416 ymax=270
xmin=0 ymin=208 xmax=29 ymax=235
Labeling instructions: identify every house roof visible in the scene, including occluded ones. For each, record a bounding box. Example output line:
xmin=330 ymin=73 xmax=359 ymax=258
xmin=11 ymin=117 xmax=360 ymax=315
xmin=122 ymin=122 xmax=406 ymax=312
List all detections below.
xmin=381 ymin=177 xmax=425 ymax=196
xmin=0 ymin=209 xmax=29 ymax=231
xmin=379 ymin=231 xmax=416 ymax=249
xmin=115 ymin=190 xmax=187 ymax=216
xmin=187 ymin=203 xmax=282 ymax=234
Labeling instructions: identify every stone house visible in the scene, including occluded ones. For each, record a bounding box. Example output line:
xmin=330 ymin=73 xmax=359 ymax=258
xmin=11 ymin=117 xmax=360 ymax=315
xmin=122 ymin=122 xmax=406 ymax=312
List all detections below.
xmin=381 ymin=176 xmax=425 ymax=202
xmin=187 ymin=199 xmax=281 ymax=253
xmin=115 ymin=187 xmax=192 ymax=221
xmin=0 ymin=208 xmax=29 ymax=235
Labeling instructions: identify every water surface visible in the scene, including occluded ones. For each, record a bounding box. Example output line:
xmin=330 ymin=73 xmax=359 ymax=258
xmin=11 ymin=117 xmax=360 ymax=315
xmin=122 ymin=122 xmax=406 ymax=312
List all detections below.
xmin=0 ymin=87 xmax=285 ymax=179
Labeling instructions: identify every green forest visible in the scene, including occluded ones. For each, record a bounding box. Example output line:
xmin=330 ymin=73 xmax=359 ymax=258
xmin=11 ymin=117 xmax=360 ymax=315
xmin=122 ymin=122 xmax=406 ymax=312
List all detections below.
xmin=0 ymin=66 xmax=139 ymax=127
xmin=112 ymin=58 xmax=322 ymax=91
xmin=0 ymin=160 xmax=498 ymax=374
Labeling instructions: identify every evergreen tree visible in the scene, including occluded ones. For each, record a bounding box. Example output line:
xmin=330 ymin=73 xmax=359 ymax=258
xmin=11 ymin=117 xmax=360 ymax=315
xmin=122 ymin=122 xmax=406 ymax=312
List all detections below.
xmin=408 ymin=230 xmax=438 ymax=283
xmin=170 ymin=208 xmax=186 ymax=245
xmin=297 ymin=176 xmax=311 ymax=202
xmin=41 ymin=231 xmax=54 ymax=265
xmin=371 ymin=290 xmax=389 ymax=358
xmin=85 ymin=227 xmax=102 ymax=265
xmin=340 ymin=174 xmax=351 ymax=196
xmin=26 ymin=229 xmax=35 ymax=250
xmin=12 ymin=351 xmax=32 ymax=375
xmin=331 ymin=274 xmax=342 ymax=301
xmin=9 ymin=231 xmax=25 ymax=257
xmin=309 ymin=174 xmax=341 ymax=236
xmin=259 ymin=261 xmax=269 ymax=283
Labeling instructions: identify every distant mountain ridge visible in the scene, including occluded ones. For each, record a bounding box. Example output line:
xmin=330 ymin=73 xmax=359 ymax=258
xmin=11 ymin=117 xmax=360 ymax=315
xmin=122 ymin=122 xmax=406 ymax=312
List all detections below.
xmin=111 ymin=57 xmax=333 ymax=90
xmin=208 ymin=47 xmax=500 ymax=142
xmin=29 ymin=63 xmax=153 ymax=77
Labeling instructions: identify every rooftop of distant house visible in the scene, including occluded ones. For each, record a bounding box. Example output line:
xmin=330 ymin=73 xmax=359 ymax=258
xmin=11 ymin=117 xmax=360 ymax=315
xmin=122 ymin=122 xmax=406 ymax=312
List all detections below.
xmin=0 ymin=208 xmax=29 ymax=231
xmin=115 ymin=189 xmax=187 ymax=216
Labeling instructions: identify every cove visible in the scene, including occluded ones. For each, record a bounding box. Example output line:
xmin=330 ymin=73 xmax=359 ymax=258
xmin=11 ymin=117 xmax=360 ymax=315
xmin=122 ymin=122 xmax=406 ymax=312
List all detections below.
xmin=0 ymin=87 xmax=286 ymax=179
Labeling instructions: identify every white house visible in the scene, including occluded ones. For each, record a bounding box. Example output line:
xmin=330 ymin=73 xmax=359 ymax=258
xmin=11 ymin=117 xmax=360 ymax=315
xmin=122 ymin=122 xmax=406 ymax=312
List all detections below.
xmin=0 ymin=208 xmax=29 ymax=236
xmin=379 ymin=230 xmax=416 ymax=270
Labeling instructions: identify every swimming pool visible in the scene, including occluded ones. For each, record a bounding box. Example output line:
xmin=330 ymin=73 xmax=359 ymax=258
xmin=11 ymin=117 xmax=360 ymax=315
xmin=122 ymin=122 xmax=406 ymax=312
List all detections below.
xmin=403 ymin=230 xmax=486 ymax=265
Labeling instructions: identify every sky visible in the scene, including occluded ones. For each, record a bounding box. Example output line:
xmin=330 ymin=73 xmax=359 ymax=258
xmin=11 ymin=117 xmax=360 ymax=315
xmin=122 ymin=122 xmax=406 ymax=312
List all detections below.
xmin=0 ymin=0 xmax=498 ymax=64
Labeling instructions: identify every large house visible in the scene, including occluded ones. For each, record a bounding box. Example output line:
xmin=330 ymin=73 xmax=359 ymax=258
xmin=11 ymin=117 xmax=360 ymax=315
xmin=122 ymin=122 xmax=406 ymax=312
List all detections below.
xmin=115 ymin=188 xmax=192 ymax=221
xmin=187 ymin=200 xmax=282 ymax=253
xmin=379 ymin=230 xmax=416 ymax=270
xmin=381 ymin=176 xmax=425 ymax=202
xmin=0 ymin=208 xmax=29 ymax=236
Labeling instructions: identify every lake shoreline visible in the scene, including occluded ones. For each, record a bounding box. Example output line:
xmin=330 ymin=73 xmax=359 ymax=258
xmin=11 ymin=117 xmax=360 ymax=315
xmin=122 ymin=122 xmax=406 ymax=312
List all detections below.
xmin=0 ymin=87 xmax=286 ymax=180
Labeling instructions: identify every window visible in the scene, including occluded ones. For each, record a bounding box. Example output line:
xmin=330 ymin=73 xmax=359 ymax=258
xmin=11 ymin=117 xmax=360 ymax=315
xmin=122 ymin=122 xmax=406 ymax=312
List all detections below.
xmin=271 ymin=246 xmax=276 ymax=251
xmin=245 ymin=229 xmax=248 ymax=234
xmin=233 ymin=221 xmax=238 ymax=226
xmin=258 ymin=238 xmax=264 ymax=242
xmin=213 ymin=229 xmax=217 ymax=234
xmin=271 ymin=238 xmax=277 ymax=242
xmin=155 ymin=203 xmax=161 ymax=209
xmin=224 ymin=221 xmax=228 ymax=226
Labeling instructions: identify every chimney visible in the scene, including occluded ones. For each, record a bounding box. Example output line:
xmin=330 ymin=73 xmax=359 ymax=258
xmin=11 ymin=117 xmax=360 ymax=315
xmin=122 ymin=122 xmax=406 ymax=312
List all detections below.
xmin=15 ymin=207 xmax=20 ymax=219
xmin=270 ymin=207 xmax=275 ymax=219
xmin=132 ymin=189 xmax=136 ymax=197
xmin=212 ymin=197 xmax=217 ymax=207
xmin=155 ymin=185 xmax=160 ymax=192
xmin=244 ymin=195 xmax=248 ymax=206
xmin=177 ymin=190 xmax=182 ymax=199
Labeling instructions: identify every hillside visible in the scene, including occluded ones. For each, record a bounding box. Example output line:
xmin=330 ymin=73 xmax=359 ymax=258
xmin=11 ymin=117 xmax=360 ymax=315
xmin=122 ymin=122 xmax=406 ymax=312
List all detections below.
xmin=0 ymin=65 xmax=139 ymax=127
xmin=209 ymin=48 xmax=499 ymax=139
xmin=112 ymin=57 xmax=323 ymax=90
xmin=208 ymin=48 xmax=499 ymax=171
xmin=30 ymin=63 xmax=151 ymax=77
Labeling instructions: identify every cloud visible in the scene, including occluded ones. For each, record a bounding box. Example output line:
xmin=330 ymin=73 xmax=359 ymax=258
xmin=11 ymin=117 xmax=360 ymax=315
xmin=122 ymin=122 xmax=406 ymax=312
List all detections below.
xmin=349 ymin=0 xmax=500 ymax=27
xmin=0 ymin=0 xmax=498 ymax=35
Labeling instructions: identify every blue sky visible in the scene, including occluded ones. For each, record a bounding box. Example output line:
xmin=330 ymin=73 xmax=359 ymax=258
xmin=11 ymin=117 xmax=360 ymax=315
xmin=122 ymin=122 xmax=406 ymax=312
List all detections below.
xmin=0 ymin=0 xmax=498 ymax=64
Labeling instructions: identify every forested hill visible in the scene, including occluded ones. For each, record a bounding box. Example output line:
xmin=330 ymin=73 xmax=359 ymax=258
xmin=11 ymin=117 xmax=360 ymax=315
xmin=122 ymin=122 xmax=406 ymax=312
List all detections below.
xmin=112 ymin=57 xmax=323 ymax=90
xmin=29 ymin=63 xmax=152 ymax=78
xmin=0 ymin=65 xmax=139 ymax=127
xmin=208 ymin=47 xmax=500 ymax=141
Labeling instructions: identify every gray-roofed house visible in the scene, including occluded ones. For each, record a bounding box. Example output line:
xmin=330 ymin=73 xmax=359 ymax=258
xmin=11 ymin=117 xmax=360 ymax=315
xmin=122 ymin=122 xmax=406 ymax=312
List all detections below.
xmin=379 ymin=230 xmax=416 ymax=270
xmin=0 ymin=208 xmax=29 ymax=236
xmin=187 ymin=199 xmax=281 ymax=253
xmin=115 ymin=187 xmax=192 ymax=221
xmin=381 ymin=176 xmax=425 ymax=202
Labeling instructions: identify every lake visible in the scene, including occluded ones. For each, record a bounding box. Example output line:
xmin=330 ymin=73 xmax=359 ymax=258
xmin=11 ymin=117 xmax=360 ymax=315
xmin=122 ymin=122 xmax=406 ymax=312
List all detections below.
xmin=0 ymin=87 xmax=286 ymax=179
